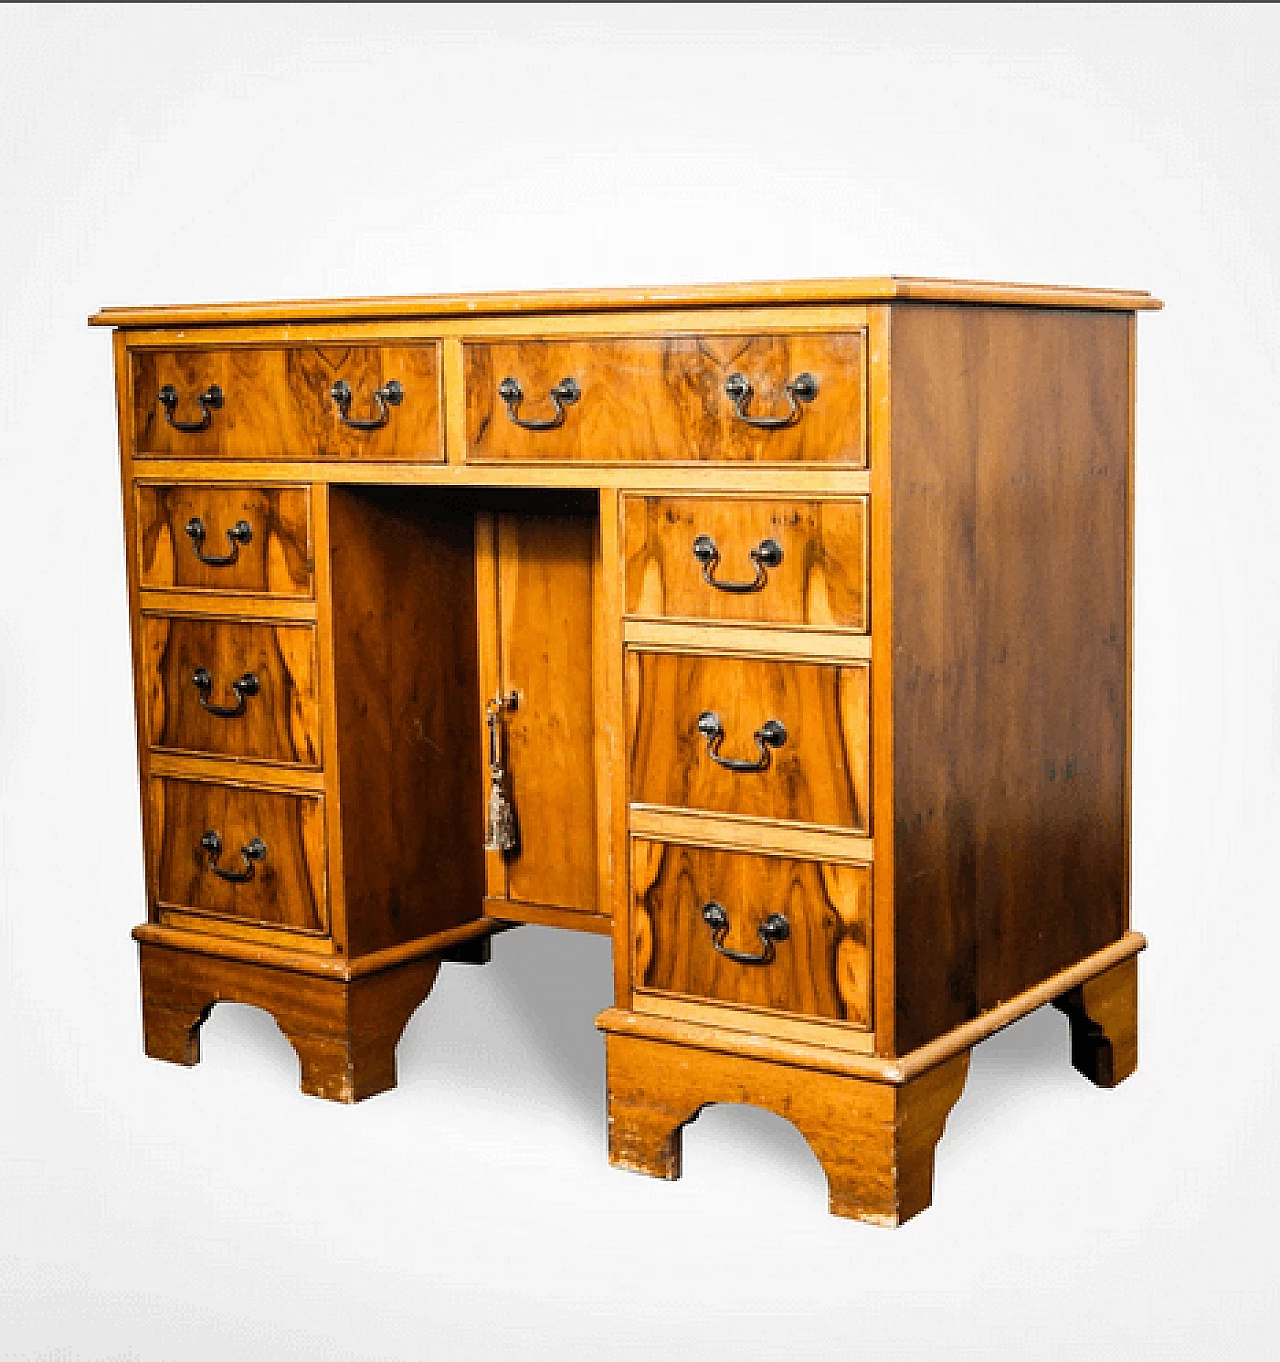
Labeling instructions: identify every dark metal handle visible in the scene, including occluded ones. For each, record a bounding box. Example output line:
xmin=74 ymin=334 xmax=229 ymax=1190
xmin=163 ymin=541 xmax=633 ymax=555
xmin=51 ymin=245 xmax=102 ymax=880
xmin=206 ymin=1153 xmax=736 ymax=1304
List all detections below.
xmin=696 ymin=711 xmax=786 ymax=773
xmin=329 ymin=378 xmax=404 ymax=430
xmin=191 ymin=666 xmax=259 ymax=718
xmin=158 ymin=383 xmax=223 ymax=433
xmin=185 ymin=516 xmax=252 ymax=566
xmin=701 ymin=901 xmax=790 ymax=965
xmin=724 ymin=371 xmax=818 ymax=429
xmin=200 ymin=830 xmax=266 ymax=883
xmin=497 ymin=376 xmax=580 ymax=431
xmin=692 ymin=534 xmax=783 ymax=593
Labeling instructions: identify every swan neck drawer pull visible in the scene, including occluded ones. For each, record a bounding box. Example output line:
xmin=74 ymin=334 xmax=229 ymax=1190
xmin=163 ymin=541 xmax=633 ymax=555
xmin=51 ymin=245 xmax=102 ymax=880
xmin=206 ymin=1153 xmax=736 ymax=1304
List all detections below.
xmin=185 ymin=516 xmax=252 ymax=566
xmin=692 ymin=534 xmax=783 ymax=593
xmin=497 ymin=376 xmax=580 ymax=431
xmin=200 ymin=830 xmax=266 ymax=883
xmin=329 ymin=378 xmax=403 ymax=430
xmin=158 ymin=383 xmax=223 ymax=433
xmin=191 ymin=666 xmax=259 ymax=718
xmin=701 ymin=901 xmax=790 ymax=965
xmin=696 ymin=711 xmax=786 ymax=773
xmin=724 ymin=371 xmax=818 ymax=429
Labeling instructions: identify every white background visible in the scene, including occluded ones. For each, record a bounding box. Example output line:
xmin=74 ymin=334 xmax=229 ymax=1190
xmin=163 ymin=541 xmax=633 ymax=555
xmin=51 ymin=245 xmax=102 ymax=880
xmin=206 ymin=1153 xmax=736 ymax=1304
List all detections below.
xmin=2 ymin=4 xmax=1278 ymax=1358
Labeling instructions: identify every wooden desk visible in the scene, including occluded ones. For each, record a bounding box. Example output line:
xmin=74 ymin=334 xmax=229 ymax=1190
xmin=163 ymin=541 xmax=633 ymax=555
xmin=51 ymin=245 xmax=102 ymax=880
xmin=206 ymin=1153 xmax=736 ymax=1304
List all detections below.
xmin=90 ymin=277 xmax=1159 ymax=1224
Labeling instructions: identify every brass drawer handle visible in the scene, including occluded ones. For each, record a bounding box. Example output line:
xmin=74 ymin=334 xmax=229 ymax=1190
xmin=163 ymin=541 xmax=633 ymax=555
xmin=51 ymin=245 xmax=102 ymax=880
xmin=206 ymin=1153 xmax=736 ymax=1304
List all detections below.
xmin=191 ymin=666 xmax=259 ymax=718
xmin=724 ymin=371 xmax=818 ymax=429
xmin=497 ymin=376 xmax=580 ymax=431
xmin=696 ymin=711 xmax=786 ymax=773
xmin=184 ymin=515 xmax=251 ymax=566
xmin=701 ymin=901 xmax=790 ymax=965
xmin=158 ymin=382 xmax=223 ymax=433
xmin=329 ymin=378 xmax=403 ymax=430
xmin=200 ymin=830 xmax=266 ymax=883
xmin=692 ymin=534 xmax=783 ymax=593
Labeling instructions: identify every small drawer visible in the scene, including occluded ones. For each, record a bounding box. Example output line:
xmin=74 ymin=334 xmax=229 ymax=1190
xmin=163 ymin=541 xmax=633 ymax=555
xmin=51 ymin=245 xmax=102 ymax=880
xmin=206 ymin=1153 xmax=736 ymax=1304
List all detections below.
xmin=464 ymin=331 xmax=865 ymax=464
xmin=141 ymin=616 xmax=321 ymax=767
xmin=150 ymin=777 xmax=327 ymax=934
xmin=628 ymin=651 xmax=870 ymax=832
xmin=137 ymin=485 xmax=313 ymax=596
xmin=632 ymin=839 xmax=871 ymax=1029
xmin=131 ymin=343 xmax=442 ymax=461
xmin=624 ymin=495 xmax=867 ymax=630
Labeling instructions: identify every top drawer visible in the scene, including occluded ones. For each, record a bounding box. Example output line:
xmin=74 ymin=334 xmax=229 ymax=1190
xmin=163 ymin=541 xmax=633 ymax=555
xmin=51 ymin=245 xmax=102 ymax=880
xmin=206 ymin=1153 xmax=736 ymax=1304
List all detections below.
xmin=130 ymin=344 xmax=442 ymax=461
xmin=464 ymin=331 xmax=865 ymax=464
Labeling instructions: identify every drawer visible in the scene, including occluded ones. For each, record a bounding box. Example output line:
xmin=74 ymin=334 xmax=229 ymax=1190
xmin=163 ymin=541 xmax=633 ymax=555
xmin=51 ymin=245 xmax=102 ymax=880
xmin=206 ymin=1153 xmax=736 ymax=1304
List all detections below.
xmin=137 ymin=485 xmax=313 ymax=596
xmin=131 ymin=344 xmax=442 ymax=461
xmin=623 ymin=495 xmax=867 ymax=630
xmin=150 ymin=777 xmax=327 ymax=934
xmin=628 ymin=652 xmax=870 ymax=832
xmin=464 ymin=332 xmax=865 ymax=464
xmin=141 ymin=616 xmax=321 ymax=767
xmin=632 ymin=840 xmax=871 ymax=1028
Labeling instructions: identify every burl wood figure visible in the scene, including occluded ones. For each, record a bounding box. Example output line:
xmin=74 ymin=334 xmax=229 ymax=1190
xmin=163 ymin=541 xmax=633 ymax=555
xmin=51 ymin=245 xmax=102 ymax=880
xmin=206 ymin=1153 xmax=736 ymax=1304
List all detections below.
xmin=91 ymin=277 xmax=1156 ymax=1223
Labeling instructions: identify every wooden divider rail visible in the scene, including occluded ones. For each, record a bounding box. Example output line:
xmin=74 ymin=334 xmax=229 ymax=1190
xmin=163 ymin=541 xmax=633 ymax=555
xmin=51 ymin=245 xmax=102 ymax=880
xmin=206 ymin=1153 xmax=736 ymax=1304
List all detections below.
xmin=91 ymin=276 xmax=1160 ymax=1224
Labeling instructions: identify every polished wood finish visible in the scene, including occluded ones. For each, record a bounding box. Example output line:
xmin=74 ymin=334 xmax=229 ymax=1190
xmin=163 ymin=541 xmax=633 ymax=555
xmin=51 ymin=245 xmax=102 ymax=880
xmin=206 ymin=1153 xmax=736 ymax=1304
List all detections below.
xmin=139 ymin=941 xmax=441 ymax=1102
xmin=889 ymin=306 xmax=1131 ymax=1052
xmin=623 ymin=494 xmax=867 ymax=629
xmin=631 ymin=840 xmax=871 ymax=1028
xmin=628 ymin=651 xmax=870 ymax=831
xmin=141 ymin=615 xmax=320 ymax=766
xmin=97 ymin=278 xmax=1154 ymax=1223
xmin=464 ymin=333 xmax=865 ymax=465
xmin=150 ymin=777 xmax=327 ymax=933
xmin=602 ymin=1028 xmax=968 ymax=1225
xmin=327 ymin=488 xmax=485 ymax=957
xmin=131 ymin=345 xmax=442 ymax=461
xmin=136 ymin=484 xmax=313 ymax=595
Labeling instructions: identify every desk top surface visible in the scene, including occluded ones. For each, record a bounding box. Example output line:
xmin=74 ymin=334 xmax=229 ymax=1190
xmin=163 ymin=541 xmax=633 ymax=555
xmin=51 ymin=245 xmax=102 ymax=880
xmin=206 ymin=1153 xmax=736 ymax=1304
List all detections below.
xmin=89 ymin=276 xmax=1162 ymax=328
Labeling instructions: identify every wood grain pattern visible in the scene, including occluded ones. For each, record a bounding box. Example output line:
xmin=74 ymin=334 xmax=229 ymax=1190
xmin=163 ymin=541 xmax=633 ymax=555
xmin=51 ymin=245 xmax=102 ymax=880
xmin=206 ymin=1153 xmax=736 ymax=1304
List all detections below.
xmin=136 ymin=484 xmax=312 ymax=595
xmin=151 ymin=778 xmax=327 ymax=933
xmin=89 ymin=276 xmax=1161 ymax=327
xmin=138 ymin=942 xmax=441 ymax=1102
xmin=631 ymin=840 xmax=871 ymax=1028
xmin=1052 ymin=953 xmax=1138 ymax=1088
xmin=496 ymin=507 xmax=599 ymax=913
xmin=889 ymin=305 xmax=1131 ymax=1053
xmin=327 ymin=487 xmax=485 ymax=957
xmin=465 ymin=333 xmax=865 ymax=464
xmin=131 ymin=345 xmax=442 ymax=460
xmin=141 ymin=616 xmax=320 ymax=766
xmin=628 ymin=652 xmax=870 ymax=831
xmin=603 ymin=1029 xmax=968 ymax=1225
xmin=623 ymin=495 xmax=867 ymax=629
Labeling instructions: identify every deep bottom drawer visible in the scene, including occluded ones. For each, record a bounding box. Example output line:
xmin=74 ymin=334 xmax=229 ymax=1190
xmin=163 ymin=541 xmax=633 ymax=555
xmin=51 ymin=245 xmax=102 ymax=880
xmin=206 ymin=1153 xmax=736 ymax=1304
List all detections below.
xmin=631 ymin=838 xmax=871 ymax=1029
xmin=150 ymin=778 xmax=327 ymax=935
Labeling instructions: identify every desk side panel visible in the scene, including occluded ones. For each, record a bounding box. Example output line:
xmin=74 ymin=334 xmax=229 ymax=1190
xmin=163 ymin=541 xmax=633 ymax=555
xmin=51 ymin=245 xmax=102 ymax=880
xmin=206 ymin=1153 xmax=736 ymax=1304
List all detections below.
xmin=889 ymin=305 xmax=1129 ymax=1053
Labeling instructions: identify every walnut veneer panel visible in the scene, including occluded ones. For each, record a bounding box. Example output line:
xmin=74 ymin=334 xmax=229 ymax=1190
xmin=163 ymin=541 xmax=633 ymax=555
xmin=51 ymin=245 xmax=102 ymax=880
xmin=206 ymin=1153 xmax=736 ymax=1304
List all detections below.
xmin=151 ymin=778 xmax=327 ymax=934
xmin=131 ymin=345 xmax=442 ymax=461
xmin=141 ymin=616 xmax=320 ymax=767
xmin=136 ymin=485 xmax=312 ymax=596
xmin=623 ymin=495 xmax=867 ymax=629
xmin=464 ymin=333 xmax=865 ymax=464
xmin=632 ymin=840 xmax=871 ymax=1027
xmin=890 ymin=305 xmax=1130 ymax=1052
xmin=628 ymin=652 xmax=870 ymax=832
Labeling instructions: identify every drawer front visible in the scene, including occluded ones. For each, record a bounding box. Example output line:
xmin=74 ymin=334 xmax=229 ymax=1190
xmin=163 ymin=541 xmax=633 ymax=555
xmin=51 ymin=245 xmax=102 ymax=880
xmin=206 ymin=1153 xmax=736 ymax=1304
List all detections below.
xmin=624 ymin=495 xmax=867 ymax=630
xmin=131 ymin=344 xmax=442 ymax=461
xmin=464 ymin=332 xmax=865 ymax=464
xmin=151 ymin=778 xmax=327 ymax=934
xmin=142 ymin=616 xmax=321 ymax=767
xmin=632 ymin=840 xmax=871 ymax=1028
xmin=628 ymin=652 xmax=870 ymax=832
xmin=137 ymin=485 xmax=313 ymax=596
